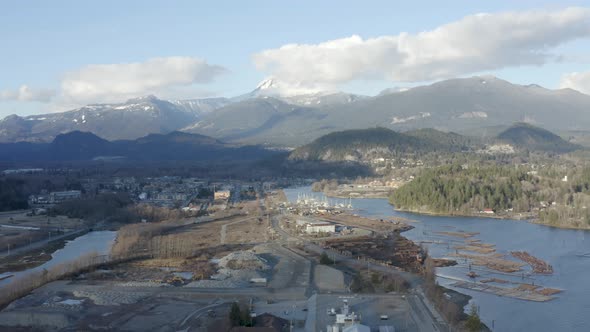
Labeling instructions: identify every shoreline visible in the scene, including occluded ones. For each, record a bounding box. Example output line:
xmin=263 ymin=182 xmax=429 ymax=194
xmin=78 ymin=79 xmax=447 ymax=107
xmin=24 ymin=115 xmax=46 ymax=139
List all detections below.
xmin=323 ymin=192 xmax=390 ymax=199
xmin=392 ymin=206 xmax=590 ymax=231
xmin=0 ymin=229 xmax=90 ymax=274
xmin=390 ymin=206 xmax=531 ymax=220
xmin=529 ymin=220 xmax=590 ymax=231
xmin=310 ymin=186 xmax=590 ymax=231
xmin=311 ymin=189 xmax=392 ymax=200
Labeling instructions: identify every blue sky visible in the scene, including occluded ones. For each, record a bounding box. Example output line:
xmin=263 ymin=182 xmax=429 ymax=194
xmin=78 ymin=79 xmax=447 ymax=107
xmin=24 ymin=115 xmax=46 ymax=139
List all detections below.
xmin=1 ymin=0 xmax=590 ymax=117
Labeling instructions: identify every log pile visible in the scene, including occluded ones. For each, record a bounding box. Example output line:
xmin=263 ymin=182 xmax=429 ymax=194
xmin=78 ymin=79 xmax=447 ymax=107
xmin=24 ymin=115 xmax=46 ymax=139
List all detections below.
xmin=511 ymin=251 xmax=553 ymax=274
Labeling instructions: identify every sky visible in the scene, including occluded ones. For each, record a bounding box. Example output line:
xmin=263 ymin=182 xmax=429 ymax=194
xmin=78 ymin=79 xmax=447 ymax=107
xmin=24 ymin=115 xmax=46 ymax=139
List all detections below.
xmin=1 ymin=0 xmax=590 ymax=118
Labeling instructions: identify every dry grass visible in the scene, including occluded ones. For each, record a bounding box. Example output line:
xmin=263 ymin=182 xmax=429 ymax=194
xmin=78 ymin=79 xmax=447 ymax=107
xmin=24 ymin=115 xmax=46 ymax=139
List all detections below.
xmin=124 ymin=256 xmax=216 ymax=281
xmin=131 ymin=257 xmax=189 ymax=268
xmin=0 ymin=213 xmax=85 ymax=229
xmin=0 ymin=252 xmax=106 ymax=309
xmin=0 ymin=213 xmax=86 ymax=249
xmin=112 ymin=213 xmax=266 ymax=261
xmin=0 ymin=229 xmax=47 ymax=249
xmin=224 ymin=218 xmax=269 ymax=244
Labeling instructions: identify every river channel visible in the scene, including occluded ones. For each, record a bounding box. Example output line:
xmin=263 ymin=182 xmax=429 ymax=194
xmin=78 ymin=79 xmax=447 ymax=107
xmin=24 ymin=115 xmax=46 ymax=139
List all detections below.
xmin=0 ymin=231 xmax=116 ymax=288
xmin=285 ymin=186 xmax=590 ymax=332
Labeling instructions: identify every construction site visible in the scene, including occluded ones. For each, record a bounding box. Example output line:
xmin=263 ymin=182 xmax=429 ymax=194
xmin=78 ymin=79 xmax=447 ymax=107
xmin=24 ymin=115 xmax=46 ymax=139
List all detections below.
xmin=0 ymin=189 xmax=450 ymax=332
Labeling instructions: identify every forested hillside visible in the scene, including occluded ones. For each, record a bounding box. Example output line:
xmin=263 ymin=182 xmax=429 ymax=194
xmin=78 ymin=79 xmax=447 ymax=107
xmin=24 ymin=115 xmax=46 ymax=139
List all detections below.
xmin=390 ymin=163 xmax=590 ymax=228
xmin=289 ymin=127 xmax=475 ymax=162
xmin=390 ymin=164 xmax=535 ymax=214
xmin=497 ymin=123 xmax=580 ymax=153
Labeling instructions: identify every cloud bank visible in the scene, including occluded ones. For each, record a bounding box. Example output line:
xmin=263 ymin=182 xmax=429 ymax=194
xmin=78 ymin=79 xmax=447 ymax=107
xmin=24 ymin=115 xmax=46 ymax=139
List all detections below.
xmin=0 ymin=85 xmax=55 ymax=102
xmin=560 ymin=71 xmax=590 ymax=94
xmin=61 ymin=56 xmax=226 ymax=104
xmin=254 ymin=7 xmax=590 ymax=94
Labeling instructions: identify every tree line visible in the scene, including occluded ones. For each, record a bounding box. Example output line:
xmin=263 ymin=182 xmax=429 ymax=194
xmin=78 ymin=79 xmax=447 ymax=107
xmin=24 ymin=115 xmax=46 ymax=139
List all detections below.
xmin=390 ymin=164 xmax=535 ymax=214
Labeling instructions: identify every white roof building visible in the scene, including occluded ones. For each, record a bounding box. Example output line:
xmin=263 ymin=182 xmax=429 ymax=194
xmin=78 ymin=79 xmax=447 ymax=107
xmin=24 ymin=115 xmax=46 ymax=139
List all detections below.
xmin=305 ymin=223 xmax=335 ymax=234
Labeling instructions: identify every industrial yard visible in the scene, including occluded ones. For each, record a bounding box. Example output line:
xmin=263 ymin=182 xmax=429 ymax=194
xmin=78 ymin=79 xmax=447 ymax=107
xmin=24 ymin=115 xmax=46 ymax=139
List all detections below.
xmin=0 ymin=188 xmax=449 ymax=332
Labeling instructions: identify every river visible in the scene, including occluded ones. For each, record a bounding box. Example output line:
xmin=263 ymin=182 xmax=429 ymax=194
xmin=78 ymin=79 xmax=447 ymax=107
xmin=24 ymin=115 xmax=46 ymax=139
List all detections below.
xmin=0 ymin=231 xmax=116 ymax=288
xmin=285 ymin=186 xmax=590 ymax=332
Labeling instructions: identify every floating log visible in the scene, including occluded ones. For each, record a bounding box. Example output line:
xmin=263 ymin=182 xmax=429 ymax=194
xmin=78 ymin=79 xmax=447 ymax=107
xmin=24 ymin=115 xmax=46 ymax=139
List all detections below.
xmin=451 ymin=281 xmax=555 ymax=302
xmin=511 ymin=251 xmax=553 ymax=274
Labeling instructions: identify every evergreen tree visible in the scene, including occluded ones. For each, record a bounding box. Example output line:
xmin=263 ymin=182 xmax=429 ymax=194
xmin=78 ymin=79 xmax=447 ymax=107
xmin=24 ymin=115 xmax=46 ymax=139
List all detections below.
xmin=465 ymin=304 xmax=482 ymax=332
xmin=240 ymin=305 xmax=252 ymax=327
xmin=229 ymin=302 xmax=241 ymax=327
xmin=320 ymin=252 xmax=332 ymax=265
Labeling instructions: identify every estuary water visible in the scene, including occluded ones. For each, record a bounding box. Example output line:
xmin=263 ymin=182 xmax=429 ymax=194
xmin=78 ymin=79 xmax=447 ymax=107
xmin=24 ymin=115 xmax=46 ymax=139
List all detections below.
xmin=285 ymin=186 xmax=590 ymax=332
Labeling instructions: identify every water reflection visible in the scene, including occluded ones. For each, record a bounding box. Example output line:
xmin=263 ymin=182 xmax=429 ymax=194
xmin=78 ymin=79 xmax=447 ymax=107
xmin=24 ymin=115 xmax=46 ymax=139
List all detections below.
xmin=1 ymin=231 xmax=116 ymax=287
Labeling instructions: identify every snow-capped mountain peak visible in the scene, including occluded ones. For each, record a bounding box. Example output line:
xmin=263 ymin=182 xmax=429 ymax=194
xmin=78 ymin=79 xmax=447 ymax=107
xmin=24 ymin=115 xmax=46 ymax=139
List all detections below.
xmin=125 ymin=94 xmax=160 ymax=104
xmin=230 ymin=77 xmax=366 ymax=106
xmin=256 ymin=77 xmax=279 ymax=91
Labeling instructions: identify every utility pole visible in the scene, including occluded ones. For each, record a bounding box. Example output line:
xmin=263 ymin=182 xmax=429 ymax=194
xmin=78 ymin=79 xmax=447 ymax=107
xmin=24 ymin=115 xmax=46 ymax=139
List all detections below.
xmin=7 ymin=244 xmax=10 ymax=256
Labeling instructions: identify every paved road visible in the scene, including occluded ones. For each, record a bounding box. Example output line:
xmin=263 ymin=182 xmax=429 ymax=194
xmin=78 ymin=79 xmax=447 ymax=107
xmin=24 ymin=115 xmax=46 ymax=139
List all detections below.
xmin=178 ymin=300 xmax=227 ymax=329
xmin=406 ymin=291 xmax=449 ymax=332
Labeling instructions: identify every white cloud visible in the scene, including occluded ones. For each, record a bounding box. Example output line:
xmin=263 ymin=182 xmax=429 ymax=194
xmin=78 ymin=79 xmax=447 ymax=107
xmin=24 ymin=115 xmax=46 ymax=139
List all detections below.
xmin=253 ymin=7 xmax=590 ymax=94
xmin=61 ymin=56 xmax=226 ymax=104
xmin=560 ymin=71 xmax=590 ymax=94
xmin=0 ymin=85 xmax=55 ymax=102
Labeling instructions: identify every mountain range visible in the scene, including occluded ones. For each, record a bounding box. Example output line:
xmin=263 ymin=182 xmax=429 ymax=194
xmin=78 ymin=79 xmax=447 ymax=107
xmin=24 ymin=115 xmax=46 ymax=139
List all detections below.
xmin=288 ymin=124 xmax=580 ymax=162
xmin=0 ymin=122 xmax=577 ymax=164
xmin=2 ymin=76 xmax=590 ymax=147
xmin=0 ymin=131 xmax=279 ymax=162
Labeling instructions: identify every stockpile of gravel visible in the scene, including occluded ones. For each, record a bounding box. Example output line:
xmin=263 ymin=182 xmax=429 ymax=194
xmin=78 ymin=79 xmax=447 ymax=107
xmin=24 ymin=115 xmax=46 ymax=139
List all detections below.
xmin=184 ymin=251 xmax=270 ymax=288
xmin=73 ymin=290 xmax=149 ymax=306
xmin=218 ymin=251 xmax=270 ymax=271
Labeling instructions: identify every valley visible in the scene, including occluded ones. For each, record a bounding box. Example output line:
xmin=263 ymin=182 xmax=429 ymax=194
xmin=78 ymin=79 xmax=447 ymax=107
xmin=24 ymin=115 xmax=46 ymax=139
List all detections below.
xmin=4 ymin=3 xmax=590 ymax=332
xmin=0 ymin=181 xmax=453 ymax=332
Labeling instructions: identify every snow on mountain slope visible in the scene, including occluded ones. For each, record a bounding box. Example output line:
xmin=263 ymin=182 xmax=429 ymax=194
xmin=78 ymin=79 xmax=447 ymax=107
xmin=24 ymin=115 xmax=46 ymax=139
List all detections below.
xmin=0 ymin=96 xmax=200 ymax=142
